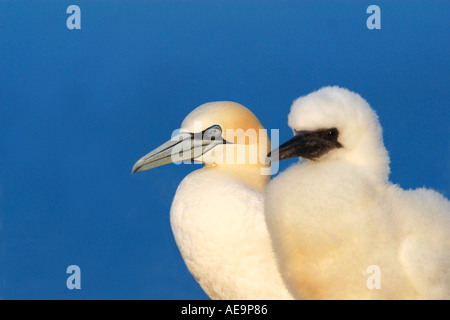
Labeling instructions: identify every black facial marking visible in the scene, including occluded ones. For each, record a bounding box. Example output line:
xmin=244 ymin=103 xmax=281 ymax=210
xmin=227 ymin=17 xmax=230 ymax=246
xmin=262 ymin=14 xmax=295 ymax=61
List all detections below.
xmin=273 ymin=127 xmax=342 ymax=161
xmin=186 ymin=125 xmax=231 ymax=161
xmin=199 ymin=125 xmax=232 ymax=144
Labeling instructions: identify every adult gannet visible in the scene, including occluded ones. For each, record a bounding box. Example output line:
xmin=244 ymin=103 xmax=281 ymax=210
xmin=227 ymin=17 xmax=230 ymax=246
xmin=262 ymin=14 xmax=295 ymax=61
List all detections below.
xmin=132 ymin=101 xmax=293 ymax=300
xmin=265 ymin=86 xmax=450 ymax=300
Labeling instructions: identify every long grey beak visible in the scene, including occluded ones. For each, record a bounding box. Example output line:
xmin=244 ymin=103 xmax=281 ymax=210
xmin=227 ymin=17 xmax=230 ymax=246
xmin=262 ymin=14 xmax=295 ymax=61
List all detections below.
xmin=131 ymin=132 xmax=222 ymax=174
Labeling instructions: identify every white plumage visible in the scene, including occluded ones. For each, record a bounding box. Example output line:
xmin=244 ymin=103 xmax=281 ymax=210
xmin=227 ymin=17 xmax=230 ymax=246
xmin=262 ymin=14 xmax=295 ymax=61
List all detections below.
xmin=265 ymin=86 xmax=450 ymax=299
xmin=171 ymin=167 xmax=291 ymax=299
xmin=133 ymin=101 xmax=292 ymax=300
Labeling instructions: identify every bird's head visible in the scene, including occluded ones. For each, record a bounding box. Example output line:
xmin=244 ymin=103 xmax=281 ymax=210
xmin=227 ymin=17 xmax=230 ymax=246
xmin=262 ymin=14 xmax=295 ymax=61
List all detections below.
xmin=132 ymin=101 xmax=271 ymax=174
xmin=270 ymin=86 xmax=390 ymax=180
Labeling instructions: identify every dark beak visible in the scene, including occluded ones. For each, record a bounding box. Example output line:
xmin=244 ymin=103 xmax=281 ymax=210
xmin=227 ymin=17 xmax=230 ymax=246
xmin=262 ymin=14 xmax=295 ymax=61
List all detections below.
xmin=268 ymin=129 xmax=342 ymax=162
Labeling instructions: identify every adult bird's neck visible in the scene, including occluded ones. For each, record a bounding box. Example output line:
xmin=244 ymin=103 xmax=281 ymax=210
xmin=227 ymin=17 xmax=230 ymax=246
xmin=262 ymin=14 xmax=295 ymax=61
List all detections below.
xmin=202 ymin=164 xmax=270 ymax=193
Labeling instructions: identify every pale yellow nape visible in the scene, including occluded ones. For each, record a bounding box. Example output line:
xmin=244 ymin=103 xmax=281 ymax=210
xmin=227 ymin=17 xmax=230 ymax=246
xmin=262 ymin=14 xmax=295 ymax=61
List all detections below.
xmin=181 ymin=101 xmax=271 ymax=193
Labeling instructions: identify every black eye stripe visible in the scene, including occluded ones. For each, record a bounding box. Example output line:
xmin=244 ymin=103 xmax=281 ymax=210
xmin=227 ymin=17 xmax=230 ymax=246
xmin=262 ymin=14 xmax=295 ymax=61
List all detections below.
xmin=189 ymin=125 xmax=231 ymax=144
xmin=188 ymin=125 xmax=222 ymax=137
xmin=204 ymin=125 xmax=222 ymax=135
xmin=282 ymin=127 xmax=342 ymax=161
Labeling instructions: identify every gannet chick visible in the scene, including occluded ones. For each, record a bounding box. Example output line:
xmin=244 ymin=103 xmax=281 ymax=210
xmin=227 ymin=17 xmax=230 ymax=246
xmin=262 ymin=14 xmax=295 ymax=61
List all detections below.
xmin=132 ymin=101 xmax=293 ymax=300
xmin=265 ymin=86 xmax=450 ymax=300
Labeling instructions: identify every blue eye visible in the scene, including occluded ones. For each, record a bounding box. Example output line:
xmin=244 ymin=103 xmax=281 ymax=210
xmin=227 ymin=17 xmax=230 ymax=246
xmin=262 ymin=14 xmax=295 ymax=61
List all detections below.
xmin=209 ymin=125 xmax=222 ymax=135
xmin=206 ymin=125 xmax=222 ymax=139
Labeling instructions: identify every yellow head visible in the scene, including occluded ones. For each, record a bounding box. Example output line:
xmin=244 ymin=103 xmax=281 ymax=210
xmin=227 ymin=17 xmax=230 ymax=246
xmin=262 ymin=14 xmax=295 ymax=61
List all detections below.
xmin=179 ymin=101 xmax=271 ymax=168
xmin=132 ymin=101 xmax=271 ymax=190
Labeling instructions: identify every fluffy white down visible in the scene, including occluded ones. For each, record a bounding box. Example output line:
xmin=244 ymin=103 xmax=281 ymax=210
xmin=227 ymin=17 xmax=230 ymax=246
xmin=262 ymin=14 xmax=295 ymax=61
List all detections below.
xmin=265 ymin=86 xmax=450 ymax=299
xmin=171 ymin=167 xmax=293 ymax=300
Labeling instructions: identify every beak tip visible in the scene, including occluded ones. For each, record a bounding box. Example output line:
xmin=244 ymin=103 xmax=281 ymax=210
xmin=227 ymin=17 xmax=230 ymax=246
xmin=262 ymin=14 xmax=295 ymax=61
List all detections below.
xmin=131 ymin=163 xmax=141 ymax=175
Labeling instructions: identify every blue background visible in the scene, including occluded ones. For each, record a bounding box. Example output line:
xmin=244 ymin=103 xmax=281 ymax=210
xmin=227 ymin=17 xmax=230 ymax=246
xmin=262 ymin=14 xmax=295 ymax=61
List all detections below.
xmin=0 ymin=0 xmax=448 ymax=299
